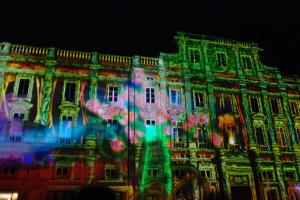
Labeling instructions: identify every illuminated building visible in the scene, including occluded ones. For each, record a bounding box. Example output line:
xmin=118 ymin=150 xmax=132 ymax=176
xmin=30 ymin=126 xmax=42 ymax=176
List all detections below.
xmin=0 ymin=32 xmax=299 ymax=200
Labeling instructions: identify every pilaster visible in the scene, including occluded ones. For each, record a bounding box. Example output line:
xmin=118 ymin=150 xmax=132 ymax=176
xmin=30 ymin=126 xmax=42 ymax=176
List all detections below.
xmin=39 ymin=50 xmax=56 ymax=126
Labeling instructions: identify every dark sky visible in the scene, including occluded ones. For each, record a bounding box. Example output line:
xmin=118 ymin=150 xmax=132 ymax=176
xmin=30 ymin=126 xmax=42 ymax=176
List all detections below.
xmin=1 ymin=0 xmax=300 ymax=74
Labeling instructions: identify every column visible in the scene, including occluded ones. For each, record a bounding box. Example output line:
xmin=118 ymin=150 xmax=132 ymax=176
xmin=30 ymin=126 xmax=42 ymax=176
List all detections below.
xmin=39 ymin=51 xmax=56 ymax=126
xmin=240 ymin=87 xmax=255 ymax=145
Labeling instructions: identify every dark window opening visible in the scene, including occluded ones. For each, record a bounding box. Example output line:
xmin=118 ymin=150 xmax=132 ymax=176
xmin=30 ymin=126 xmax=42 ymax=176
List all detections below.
xmin=194 ymin=92 xmax=204 ymax=107
xmin=241 ymin=56 xmax=252 ymax=69
xmin=285 ymin=171 xmax=295 ymax=180
xmin=256 ymin=127 xmax=265 ymax=146
xmin=190 ymin=49 xmax=200 ymax=63
xmin=224 ymin=95 xmax=232 ymax=113
xmin=217 ymin=53 xmax=227 ymax=66
xmin=290 ymin=101 xmax=298 ymax=115
xmin=17 ymin=79 xmax=30 ymax=97
xmin=270 ymin=98 xmax=280 ymax=114
xmin=65 ymin=83 xmax=76 ymax=102
xmin=250 ymin=97 xmax=259 ymax=113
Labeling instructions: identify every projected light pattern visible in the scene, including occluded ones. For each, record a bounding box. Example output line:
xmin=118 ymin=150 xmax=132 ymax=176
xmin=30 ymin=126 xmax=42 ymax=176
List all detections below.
xmin=0 ymin=33 xmax=299 ymax=200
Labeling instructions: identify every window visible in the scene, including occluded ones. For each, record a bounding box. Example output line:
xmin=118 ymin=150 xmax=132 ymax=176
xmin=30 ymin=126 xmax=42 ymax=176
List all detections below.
xmin=107 ymin=119 xmax=117 ymax=127
xmin=216 ymin=52 xmax=227 ymax=66
xmin=289 ymin=101 xmax=298 ymax=116
xmin=241 ymin=56 xmax=252 ymax=69
xmin=277 ymin=127 xmax=287 ymax=147
xmin=200 ymin=170 xmax=211 ymax=179
xmin=266 ymin=189 xmax=278 ymax=200
xmin=17 ymin=78 xmax=30 ymax=97
xmin=296 ymin=127 xmax=300 ymax=144
xmin=55 ymin=167 xmax=70 ymax=179
xmin=9 ymin=113 xmax=24 ymax=142
xmin=262 ymin=171 xmax=274 ymax=181
xmin=224 ymin=94 xmax=232 ymax=113
xmin=64 ymin=82 xmax=76 ymax=102
xmin=255 ymin=127 xmax=266 ymax=146
xmin=189 ymin=49 xmax=200 ymax=63
xmin=146 ymin=88 xmax=155 ymax=103
xmin=148 ymin=168 xmax=159 ymax=177
xmin=146 ymin=76 xmax=154 ymax=80
xmin=270 ymin=98 xmax=280 ymax=114
xmin=59 ymin=116 xmax=73 ymax=144
xmin=172 ymin=121 xmax=183 ymax=142
xmin=0 ymin=166 xmax=17 ymax=176
xmin=170 ymin=89 xmax=181 ymax=105
xmin=194 ymin=91 xmax=205 ymax=108
xmin=174 ymin=169 xmax=186 ymax=178
xmin=250 ymin=96 xmax=260 ymax=113
xmin=108 ymin=86 xmax=118 ymax=102
xmin=196 ymin=125 xmax=209 ymax=148
xmin=105 ymin=168 xmax=118 ymax=179
xmin=284 ymin=171 xmax=296 ymax=181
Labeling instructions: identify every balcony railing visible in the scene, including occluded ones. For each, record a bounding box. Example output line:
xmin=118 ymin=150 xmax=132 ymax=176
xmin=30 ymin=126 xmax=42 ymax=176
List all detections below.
xmin=99 ymin=54 xmax=132 ymax=65
xmin=10 ymin=44 xmax=49 ymax=57
xmin=140 ymin=56 xmax=158 ymax=66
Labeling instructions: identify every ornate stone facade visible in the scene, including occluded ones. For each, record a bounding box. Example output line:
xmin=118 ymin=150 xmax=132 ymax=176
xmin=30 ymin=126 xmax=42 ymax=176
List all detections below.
xmin=0 ymin=32 xmax=299 ymax=200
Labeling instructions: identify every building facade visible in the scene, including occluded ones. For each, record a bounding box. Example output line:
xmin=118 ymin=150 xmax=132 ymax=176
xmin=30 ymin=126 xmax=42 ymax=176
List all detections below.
xmin=0 ymin=32 xmax=299 ymax=200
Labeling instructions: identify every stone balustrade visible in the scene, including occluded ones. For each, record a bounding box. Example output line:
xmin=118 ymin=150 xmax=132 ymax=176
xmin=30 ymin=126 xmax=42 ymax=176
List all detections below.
xmin=140 ymin=56 xmax=158 ymax=66
xmin=99 ymin=54 xmax=132 ymax=65
xmin=10 ymin=44 xmax=49 ymax=57
xmin=56 ymin=49 xmax=91 ymax=60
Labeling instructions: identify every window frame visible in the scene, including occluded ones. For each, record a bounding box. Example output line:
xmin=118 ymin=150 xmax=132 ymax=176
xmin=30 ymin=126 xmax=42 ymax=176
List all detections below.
xmin=170 ymin=88 xmax=181 ymax=106
xmin=14 ymin=76 xmax=34 ymax=100
xmin=189 ymin=48 xmax=201 ymax=64
xmin=241 ymin=55 xmax=252 ymax=69
xmin=269 ymin=97 xmax=282 ymax=114
xmin=107 ymin=85 xmax=119 ymax=102
xmin=249 ymin=96 xmax=261 ymax=113
xmin=145 ymin=87 xmax=155 ymax=104
xmin=193 ymin=91 xmax=205 ymax=108
xmin=216 ymin=52 xmax=227 ymax=67
xmin=62 ymin=80 xmax=79 ymax=104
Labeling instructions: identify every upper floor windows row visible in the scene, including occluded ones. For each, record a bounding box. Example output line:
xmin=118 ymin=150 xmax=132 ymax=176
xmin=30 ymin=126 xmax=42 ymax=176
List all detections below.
xmin=188 ymin=48 xmax=253 ymax=70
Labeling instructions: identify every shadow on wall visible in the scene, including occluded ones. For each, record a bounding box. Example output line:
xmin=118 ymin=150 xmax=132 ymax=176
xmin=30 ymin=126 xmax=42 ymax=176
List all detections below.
xmin=75 ymin=185 xmax=116 ymax=200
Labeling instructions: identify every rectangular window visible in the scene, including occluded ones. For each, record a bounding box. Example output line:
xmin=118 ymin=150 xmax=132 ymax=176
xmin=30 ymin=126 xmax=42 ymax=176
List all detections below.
xmin=146 ymin=88 xmax=155 ymax=103
xmin=224 ymin=94 xmax=232 ymax=113
xmin=194 ymin=92 xmax=204 ymax=108
xmin=290 ymin=101 xmax=298 ymax=116
xmin=296 ymin=128 xmax=300 ymax=144
xmin=285 ymin=171 xmax=296 ymax=181
xmin=190 ymin=49 xmax=200 ymax=63
xmin=266 ymin=189 xmax=278 ymax=200
xmin=17 ymin=78 xmax=30 ymax=97
xmin=105 ymin=168 xmax=118 ymax=179
xmin=255 ymin=127 xmax=265 ymax=146
xmin=277 ymin=127 xmax=287 ymax=147
xmin=241 ymin=56 xmax=252 ymax=69
xmin=107 ymin=119 xmax=117 ymax=127
xmin=196 ymin=125 xmax=209 ymax=148
xmin=59 ymin=116 xmax=73 ymax=144
xmin=147 ymin=168 xmax=159 ymax=177
xmin=270 ymin=98 xmax=280 ymax=114
xmin=250 ymin=96 xmax=260 ymax=113
xmin=170 ymin=89 xmax=181 ymax=105
xmin=108 ymin=86 xmax=118 ymax=102
xmin=9 ymin=113 xmax=24 ymax=142
xmin=262 ymin=171 xmax=274 ymax=181
xmin=217 ymin=52 xmax=227 ymax=66
xmin=0 ymin=166 xmax=17 ymax=176
xmin=200 ymin=170 xmax=211 ymax=179
xmin=174 ymin=169 xmax=186 ymax=178
xmin=55 ymin=167 xmax=69 ymax=179
xmin=65 ymin=82 xmax=76 ymax=102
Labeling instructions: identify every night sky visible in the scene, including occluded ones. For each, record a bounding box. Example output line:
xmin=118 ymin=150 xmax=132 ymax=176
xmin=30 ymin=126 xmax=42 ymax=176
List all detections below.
xmin=1 ymin=0 xmax=299 ymax=74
